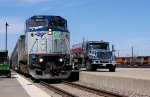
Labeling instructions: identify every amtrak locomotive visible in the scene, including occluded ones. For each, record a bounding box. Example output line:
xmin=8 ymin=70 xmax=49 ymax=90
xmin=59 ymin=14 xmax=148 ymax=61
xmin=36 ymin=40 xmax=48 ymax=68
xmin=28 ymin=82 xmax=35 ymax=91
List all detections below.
xmin=11 ymin=15 xmax=72 ymax=79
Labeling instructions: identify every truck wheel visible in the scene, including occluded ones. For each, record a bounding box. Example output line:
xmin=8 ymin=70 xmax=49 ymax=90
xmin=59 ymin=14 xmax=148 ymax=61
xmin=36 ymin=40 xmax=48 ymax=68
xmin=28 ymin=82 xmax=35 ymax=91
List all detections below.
xmin=109 ymin=65 xmax=116 ymax=72
xmin=92 ymin=65 xmax=97 ymax=71
xmin=86 ymin=60 xmax=92 ymax=71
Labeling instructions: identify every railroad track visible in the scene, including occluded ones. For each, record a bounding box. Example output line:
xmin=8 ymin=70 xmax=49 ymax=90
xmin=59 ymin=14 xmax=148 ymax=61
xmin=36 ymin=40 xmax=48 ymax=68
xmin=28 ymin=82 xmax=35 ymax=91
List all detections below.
xmin=62 ymin=81 xmax=125 ymax=97
xmin=40 ymin=81 xmax=77 ymax=97
xmin=40 ymin=80 xmax=125 ymax=97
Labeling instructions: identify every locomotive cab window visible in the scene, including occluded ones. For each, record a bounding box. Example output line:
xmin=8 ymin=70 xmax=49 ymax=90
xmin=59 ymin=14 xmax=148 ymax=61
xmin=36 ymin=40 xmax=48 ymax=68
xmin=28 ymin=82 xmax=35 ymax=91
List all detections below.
xmin=50 ymin=18 xmax=67 ymax=30
xmin=26 ymin=19 xmax=48 ymax=30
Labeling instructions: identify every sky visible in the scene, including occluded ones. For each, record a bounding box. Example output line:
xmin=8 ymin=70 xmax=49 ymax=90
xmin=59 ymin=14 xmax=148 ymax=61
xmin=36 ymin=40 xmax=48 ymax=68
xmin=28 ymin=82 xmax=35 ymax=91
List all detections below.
xmin=0 ymin=0 xmax=150 ymax=57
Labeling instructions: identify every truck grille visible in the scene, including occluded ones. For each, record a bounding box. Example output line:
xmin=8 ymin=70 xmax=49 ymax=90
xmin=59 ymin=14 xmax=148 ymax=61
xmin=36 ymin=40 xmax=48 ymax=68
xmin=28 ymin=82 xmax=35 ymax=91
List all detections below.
xmin=97 ymin=52 xmax=112 ymax=59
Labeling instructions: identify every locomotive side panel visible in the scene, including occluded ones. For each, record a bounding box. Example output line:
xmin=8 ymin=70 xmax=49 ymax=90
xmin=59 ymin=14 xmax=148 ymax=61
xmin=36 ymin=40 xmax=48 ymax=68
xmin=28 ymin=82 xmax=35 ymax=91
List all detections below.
xmin=11 ymin=35 xmax=26 ymax=71
xmin=11 ymin=44 xmax=18 ymax=70
xmin=115 ymin=56 xmax=150 ymax=66
xmin=26 ymin=31 xmax=48 ymax=55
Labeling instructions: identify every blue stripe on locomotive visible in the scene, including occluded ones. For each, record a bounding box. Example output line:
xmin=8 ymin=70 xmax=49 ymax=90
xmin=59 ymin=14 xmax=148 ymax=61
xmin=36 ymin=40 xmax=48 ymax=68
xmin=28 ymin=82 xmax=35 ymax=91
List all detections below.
xmin=25 ymin=26 xmax=69 ymax=33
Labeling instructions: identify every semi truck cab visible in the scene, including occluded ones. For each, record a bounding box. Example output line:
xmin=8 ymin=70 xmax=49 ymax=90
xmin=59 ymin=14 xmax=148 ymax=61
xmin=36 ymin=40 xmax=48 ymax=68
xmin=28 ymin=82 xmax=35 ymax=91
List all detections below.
xmin=71 ymin=41 xmax=116 ymax=72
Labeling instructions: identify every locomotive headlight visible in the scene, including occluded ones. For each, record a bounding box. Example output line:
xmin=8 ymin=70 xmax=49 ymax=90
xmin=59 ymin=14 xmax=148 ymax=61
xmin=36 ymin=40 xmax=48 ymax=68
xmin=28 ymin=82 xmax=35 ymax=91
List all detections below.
xmin=59 ymin=58 xmax=63 ymax=62
xmin=48 ymin=29 xmax=52 ymax=35
xmin=49 ymin=28 xmax=52 ymax=31
xmin=48 ymin=31 xmax=52 ymax=35
xmin=39 ymin=58 xmax=43 ymax=62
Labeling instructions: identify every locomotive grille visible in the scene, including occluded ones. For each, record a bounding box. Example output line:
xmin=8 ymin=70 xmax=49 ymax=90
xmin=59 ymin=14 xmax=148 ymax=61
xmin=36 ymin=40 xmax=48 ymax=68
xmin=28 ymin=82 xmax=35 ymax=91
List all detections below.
xmin=97 ymin=52 xmax=112 ymax=59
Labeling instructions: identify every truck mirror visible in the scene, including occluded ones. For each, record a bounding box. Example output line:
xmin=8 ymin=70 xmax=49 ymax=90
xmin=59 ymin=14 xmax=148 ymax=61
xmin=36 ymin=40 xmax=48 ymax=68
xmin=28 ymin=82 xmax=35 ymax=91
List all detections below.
xmin=112 ymin=45 xmax=115 ymax=52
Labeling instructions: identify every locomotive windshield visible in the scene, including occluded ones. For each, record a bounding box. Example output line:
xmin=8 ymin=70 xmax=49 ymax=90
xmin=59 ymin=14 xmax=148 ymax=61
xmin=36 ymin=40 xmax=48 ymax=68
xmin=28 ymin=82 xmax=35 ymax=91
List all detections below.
xmin=88 ymin=43 xmax=109 ymax=50
xmin=25 ymin=16 xmax=67 ymax=31
xmin=26 ymin=19 xmax=48 ymax=29
xmin=50 ymin=18 xmax=67 ymax=30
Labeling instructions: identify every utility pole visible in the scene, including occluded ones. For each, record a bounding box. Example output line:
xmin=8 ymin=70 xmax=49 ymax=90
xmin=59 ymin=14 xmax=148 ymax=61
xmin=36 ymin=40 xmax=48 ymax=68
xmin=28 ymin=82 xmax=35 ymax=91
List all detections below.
xmin=112 ymin=45 xmax=115 ymax=58
xmin=82 ymin=37 xmax=85 ymax=65
xmin=118 ymin=50 xmax=119 ymax=57
xmin=5 ymin=22 xmax=9 ymax=51
xmin=132 ymin=46 xmax=133 ymax=64
xmin=136 ymin=49 xmax=139 ymax=57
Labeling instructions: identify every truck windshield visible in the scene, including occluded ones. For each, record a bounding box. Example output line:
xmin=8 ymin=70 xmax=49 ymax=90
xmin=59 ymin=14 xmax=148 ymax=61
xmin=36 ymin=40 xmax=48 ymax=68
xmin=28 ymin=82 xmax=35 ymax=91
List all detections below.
xmin=88 ymin=43 xmax=109 ymax=50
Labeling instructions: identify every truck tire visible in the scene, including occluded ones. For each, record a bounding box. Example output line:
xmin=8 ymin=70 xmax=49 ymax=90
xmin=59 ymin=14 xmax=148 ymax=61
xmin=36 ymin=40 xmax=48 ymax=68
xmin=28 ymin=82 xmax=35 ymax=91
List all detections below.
xmin=92 ymin=65 xmax=97 ymax=71
xmin=86 ymin=60 xmax=92 ymax=71
xmin=109 ymin=65 xmax=116 ymax=72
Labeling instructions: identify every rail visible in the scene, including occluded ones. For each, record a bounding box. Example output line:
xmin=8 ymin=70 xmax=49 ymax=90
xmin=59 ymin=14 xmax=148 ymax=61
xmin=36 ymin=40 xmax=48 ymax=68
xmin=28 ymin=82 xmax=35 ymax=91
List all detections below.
xmin=40 ymin=81 xmax=77 ymax=97
xmin=62 ymin=81 xmax=126 ymax=97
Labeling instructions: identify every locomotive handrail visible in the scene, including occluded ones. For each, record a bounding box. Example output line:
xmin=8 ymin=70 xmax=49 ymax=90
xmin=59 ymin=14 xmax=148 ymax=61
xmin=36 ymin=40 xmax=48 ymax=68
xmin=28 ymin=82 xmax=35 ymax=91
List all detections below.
xmin=30 ymin=38 xmax=38 ymax=53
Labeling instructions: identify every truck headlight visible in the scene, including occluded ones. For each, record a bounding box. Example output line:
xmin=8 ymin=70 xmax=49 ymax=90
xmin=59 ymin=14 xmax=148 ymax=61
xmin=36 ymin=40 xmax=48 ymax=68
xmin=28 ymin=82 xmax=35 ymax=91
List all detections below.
xmin=89 ymin=54 xmax=96 ymax=59
xmin=39 ymin=58 xmax=43 ymax=62
xmin=59 ymin=58 xmax=63 ymax=62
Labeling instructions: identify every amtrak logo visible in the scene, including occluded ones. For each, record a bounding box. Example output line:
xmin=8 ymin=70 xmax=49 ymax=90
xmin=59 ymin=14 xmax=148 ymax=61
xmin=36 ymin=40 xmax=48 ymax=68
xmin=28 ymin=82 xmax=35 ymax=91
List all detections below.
xmin=35 ymin=32 xmax=46 ymax=38
xmin=53 ymin=31 xmax=61 ymax=39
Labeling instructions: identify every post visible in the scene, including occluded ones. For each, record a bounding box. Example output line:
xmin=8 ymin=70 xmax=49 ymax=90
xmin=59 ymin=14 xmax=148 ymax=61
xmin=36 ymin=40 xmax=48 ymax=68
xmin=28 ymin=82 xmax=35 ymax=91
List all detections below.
xmin=5 ymin=22 xmax=9 ymax=51
xmin=118 ymin=50 xmax=119 ymax=57
xmin=82 ymin=37 xmax=85 ymax=65
xmin=132 ymin=46 xmax=133 ymax=64
xmin=112 ymin=45 xmax=114 ymax=56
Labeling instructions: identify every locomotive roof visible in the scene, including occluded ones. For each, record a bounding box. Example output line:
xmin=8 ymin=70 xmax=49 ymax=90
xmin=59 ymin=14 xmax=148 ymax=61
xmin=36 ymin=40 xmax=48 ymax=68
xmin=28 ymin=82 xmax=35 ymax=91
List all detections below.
xmin=26 ymin=15 xmax=67 ymax=21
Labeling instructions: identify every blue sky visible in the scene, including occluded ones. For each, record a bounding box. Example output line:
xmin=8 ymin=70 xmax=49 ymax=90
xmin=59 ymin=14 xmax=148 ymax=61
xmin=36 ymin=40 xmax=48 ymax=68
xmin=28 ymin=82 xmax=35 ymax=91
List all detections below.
xmin=0 ymin=0 xmax=150 ymax=57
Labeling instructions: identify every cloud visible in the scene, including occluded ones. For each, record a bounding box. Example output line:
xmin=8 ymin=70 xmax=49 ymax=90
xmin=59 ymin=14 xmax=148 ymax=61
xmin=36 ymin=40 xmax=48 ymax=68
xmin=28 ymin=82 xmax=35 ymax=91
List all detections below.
xmin=0 ymin=17 xmax=24 ymax=35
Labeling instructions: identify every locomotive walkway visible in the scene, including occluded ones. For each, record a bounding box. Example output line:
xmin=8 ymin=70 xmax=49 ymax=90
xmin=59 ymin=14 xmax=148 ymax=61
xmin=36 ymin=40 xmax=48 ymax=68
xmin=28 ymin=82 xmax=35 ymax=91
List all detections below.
xmin=0 ymin=70 xmax=51 ymax=97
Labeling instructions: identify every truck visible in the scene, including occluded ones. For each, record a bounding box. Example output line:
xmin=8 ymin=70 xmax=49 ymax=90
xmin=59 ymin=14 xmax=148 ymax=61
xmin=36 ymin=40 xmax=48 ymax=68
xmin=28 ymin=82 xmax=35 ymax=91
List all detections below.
xmin=0 ymin=50 xmax=11 ymax=77
xmin=70 ymin=40 xmax=116 ymax=72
